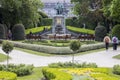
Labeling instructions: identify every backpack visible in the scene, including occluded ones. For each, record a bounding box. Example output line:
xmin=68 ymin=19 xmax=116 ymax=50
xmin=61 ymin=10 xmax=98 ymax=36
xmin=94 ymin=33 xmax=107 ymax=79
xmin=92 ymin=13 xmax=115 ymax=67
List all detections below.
xmin=113 ymin=38 xmax=117 ymax=43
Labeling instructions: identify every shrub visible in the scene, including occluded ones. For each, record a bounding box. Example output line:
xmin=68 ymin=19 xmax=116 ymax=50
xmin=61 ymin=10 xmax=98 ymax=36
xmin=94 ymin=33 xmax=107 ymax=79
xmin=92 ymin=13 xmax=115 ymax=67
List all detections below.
xmin=48 ymin=62 xmax=98 ymax=68
xmin=0 ymin=71 xmax=17 ymax=80
xmin=0 ymin=64 xmax=34 ymax=76
xmin=112 ymin=24 xmax=120 ymax=40
xmin=9 ymin=41 xmax=110 ymax=54
xmin=38 ymin=11 xmax=48 ymax=18
xmin=41 ymin=18 xmax=52 ymax=26
xmin=0 ymin=24 xmax=5 ymax=39
xmin=113 ymin=64 xmax=120 ymax=75
xmin=42 ymin=68 xmax=72 ymax=80
xmin=12 ymin=24 xmax=25 ymax=40
xmin=95 ymin=24 xmax=107 ymax=41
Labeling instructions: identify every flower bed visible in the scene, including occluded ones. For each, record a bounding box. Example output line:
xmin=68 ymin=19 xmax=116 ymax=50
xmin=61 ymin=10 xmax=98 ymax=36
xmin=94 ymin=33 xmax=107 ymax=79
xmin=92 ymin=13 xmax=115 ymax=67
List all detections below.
xmin=42 ymin=68 xmax=119 ymax=80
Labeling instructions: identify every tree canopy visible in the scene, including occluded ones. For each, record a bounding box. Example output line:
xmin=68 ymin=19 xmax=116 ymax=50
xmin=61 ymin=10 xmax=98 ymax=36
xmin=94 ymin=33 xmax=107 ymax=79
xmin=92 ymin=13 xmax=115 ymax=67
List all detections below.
xmin=0 ymin=0 xmax=43 ymax=28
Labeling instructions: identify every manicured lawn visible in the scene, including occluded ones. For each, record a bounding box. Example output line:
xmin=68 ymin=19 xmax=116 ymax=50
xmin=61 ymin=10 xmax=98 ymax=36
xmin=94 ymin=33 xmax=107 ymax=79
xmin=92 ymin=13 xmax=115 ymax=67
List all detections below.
xmin=18 ymin=67 xmax=43 ymax=80
xmin=113 ymin=54 xmax=120 ymax=59
xmin=67 ymin=26 xmax=95 ymax=34
xmin=0 ymin=53 xmax=7 ymax=62
xmin=25 ymin=26 xmax=51 ymax=34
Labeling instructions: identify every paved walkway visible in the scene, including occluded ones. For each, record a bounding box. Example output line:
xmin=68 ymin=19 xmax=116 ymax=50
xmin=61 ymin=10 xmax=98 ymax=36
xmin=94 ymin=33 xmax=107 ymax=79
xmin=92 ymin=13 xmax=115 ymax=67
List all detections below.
xmin=0 ymin=47 xmax=120 ymax=67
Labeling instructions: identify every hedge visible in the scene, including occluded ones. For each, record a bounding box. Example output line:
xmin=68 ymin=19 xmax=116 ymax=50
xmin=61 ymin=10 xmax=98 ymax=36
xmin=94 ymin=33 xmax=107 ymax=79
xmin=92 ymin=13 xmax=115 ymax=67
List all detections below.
xmin=4 ymin=40 xmax=112 ymax=54
xmin=25 ymin=26 xmax=51 ymax=34
xmin=0 ymin=71 xmax=17 ymax=80
xmin=67 ymin=26 xmax=95 ymax=35
xmin=0 ymin=64 xmax=34 ymax=76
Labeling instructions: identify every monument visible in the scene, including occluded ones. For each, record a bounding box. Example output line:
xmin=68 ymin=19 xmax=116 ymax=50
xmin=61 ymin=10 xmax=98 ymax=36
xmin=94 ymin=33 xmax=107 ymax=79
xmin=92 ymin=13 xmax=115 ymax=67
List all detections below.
xmin=52 ymin=2 xmax=66 ymax=34
xmin=48 ymin=2 xmax=71 ymax=39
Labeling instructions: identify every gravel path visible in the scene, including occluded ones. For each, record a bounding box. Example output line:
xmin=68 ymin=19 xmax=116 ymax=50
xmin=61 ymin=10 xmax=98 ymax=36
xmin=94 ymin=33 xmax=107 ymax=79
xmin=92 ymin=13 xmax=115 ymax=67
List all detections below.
xmin=0 ymin=47 xmax=120 ymax=67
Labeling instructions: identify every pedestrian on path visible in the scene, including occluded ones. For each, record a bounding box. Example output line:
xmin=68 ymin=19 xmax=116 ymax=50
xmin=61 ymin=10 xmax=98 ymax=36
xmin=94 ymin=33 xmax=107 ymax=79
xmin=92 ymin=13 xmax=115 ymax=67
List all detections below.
xmin=112 ymin=36 xmax=119 ymax=50
xmin=103 ymin=36 xmax=111 ymax=50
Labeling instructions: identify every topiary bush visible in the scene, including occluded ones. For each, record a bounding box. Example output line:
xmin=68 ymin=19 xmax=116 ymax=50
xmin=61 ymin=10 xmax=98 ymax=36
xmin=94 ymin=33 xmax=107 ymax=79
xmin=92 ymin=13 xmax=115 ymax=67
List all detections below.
xmin=0 ymin=24 xmax=5 ymax=39
xmin=95 ymin=24 xmax=107 ymax=41
xmin=0 ymin=71 xmax=17 ymax=80
xmin=112 ymin=24 xmax=120 ymax=40
xmin=12 ymin=24 xmax=25 ymax=40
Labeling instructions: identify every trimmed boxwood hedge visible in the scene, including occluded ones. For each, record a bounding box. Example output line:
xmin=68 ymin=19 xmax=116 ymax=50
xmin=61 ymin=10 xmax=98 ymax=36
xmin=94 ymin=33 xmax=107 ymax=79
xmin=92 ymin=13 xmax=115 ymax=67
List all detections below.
xmin=0 ymin=71 xmax=17 ymax=80
xmin=6 ymin=41 xmax=112 ymax=54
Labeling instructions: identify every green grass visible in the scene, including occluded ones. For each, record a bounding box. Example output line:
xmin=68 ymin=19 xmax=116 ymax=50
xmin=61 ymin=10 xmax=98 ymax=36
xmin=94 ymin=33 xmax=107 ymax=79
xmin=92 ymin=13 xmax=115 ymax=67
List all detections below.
xmin=15 ymin=47 xmax=55 ymax=56
xmin=113 ymin=54 xmax=120 ymax=59
xmin=0 ymin=53 xmax=7 ymax=62
xmin=74 ymin=48 xmax=105 ymax=56
xmin=25 ymin=26 xmax=51 ymax=34
xmin=67 ymin=26 xmax=95 ymax=34
xmin=17 ymin=67 xmax=43 ymax=80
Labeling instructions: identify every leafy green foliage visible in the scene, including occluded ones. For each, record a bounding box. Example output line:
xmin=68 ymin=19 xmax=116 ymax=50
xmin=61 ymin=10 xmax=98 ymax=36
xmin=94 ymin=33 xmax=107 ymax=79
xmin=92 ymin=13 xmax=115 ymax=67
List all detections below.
xmin=0 ymin=24 xmax=5 ymax=39
xmin=0 ymin=71 xmax=17 ymax=80
xmin=113 ymin=65 xmax=120 ymax=75
xmin=70 ymin=40 xmax=81 ymax=52
xmin=41 ymin=18 xmax=52 ymax=26
xmin=95 ymin=24 xmax=107 ymax=41
xmin=112 ymin=24 xmax=120 ymax=40
xmin=110 ymin=0 xmax=120 ymax=22
xmin=67 ymin=26 xmax=95 ymax=34
xmin=12 ymin=24 xmax=25 ymax=40
xmin=2 ymin=40 xmax=14 ymax=54
xmin=0 ymin=64 xmax=34 ymax=76
xmin=0 ymin=0 xmax=43 ymax=28
xmin=38 ymin=11 xmax=48 ymax=18
xmin=48 ymin=62 xmax=98 ymax=68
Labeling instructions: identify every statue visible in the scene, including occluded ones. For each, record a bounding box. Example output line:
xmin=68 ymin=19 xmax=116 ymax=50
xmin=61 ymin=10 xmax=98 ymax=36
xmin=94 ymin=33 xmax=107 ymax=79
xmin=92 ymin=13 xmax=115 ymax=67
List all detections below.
xmin=54 ymin=2 xmax=64 ymax=15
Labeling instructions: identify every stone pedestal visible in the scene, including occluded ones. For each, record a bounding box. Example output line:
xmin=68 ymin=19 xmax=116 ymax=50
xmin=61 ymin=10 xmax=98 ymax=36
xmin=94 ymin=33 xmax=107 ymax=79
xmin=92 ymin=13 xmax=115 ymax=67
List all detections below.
xmin=52 ymin=15 xmax=66 ymax=34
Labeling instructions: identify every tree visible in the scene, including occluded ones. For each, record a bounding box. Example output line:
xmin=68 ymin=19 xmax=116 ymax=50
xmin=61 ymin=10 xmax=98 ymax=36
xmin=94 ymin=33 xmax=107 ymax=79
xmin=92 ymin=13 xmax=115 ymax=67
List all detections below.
xmin=2 ymin=40 xmax=14 ymax=69
xmin=70 ymin=40 xmax=81 ymax=63
xmin=110 ymin=0 xmax=120 ymax=22
xmin=0 ymin=0 xmax=43 ymax=29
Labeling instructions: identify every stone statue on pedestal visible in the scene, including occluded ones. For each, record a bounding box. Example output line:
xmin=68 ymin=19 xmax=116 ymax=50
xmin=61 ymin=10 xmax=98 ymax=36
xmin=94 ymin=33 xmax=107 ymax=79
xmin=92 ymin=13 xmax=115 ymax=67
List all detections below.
xmin=54 ymin=2 xmax=64 ymax=15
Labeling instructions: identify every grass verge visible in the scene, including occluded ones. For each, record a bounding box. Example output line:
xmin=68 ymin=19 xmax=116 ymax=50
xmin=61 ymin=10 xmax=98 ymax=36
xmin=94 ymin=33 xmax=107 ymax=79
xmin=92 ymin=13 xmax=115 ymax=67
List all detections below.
xmin=0 ymin=53 xmax=8 ymax=62
xmin=17 ymin=67 xmax=43 ymax=80
xmin=15 ymin=47 xmax=55 ymax=56
xmin=113 ymin=54 xmax=120 ymax=59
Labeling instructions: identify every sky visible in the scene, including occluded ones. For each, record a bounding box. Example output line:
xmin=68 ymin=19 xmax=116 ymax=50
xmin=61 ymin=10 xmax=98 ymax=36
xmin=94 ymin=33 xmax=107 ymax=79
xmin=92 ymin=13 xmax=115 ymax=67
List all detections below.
xmin=41 ymin=0 xmax=70 ymax=3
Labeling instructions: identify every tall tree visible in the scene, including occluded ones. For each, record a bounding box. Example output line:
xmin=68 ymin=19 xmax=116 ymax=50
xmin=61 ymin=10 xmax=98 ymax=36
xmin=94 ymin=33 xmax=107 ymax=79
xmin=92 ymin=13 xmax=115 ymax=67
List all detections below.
xmin=0 ymin=0 xmax=43 ymax=29
xmin=110 ymin=0 xmax=120 ymax=22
